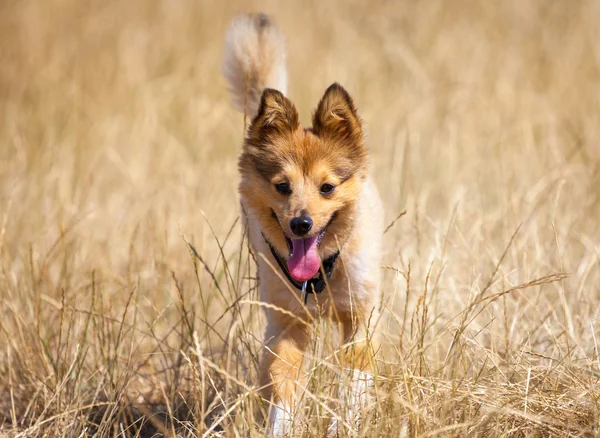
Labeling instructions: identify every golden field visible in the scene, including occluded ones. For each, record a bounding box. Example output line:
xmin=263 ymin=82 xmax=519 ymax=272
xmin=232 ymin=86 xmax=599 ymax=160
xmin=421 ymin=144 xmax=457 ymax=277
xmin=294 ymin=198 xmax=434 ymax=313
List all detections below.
xmin=1 ymin=0 xmax=599 ymax=436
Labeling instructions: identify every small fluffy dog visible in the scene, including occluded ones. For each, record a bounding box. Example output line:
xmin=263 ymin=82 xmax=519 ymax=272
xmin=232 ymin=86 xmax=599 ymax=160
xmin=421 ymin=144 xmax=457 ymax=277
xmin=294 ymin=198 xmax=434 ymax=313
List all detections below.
xmin=223 ymin=13 xmax=383 ymax=434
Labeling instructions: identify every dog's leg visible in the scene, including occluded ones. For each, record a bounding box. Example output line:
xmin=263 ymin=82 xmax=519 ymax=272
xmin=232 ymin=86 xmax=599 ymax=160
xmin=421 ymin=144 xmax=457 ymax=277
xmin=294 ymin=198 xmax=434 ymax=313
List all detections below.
xmin=260 ymin=320 xmax=309 ymax=437
xmin=328 ymin=311 xmax=378 ymax=436
xmin=342 ymin=312 xmax=377 ymax=402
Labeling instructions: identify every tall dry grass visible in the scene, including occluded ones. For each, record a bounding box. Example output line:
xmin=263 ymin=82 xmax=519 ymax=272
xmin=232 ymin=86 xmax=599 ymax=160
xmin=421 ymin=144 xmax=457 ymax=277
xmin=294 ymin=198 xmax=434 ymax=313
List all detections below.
xmin=1 ymin=0 xmax=599 ymax=436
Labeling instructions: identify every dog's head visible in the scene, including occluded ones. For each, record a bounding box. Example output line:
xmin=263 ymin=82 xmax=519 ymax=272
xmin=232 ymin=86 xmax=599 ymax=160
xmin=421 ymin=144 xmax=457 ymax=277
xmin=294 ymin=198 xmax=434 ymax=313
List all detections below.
xmin=239 ymin=83 xmax=368 ymax=282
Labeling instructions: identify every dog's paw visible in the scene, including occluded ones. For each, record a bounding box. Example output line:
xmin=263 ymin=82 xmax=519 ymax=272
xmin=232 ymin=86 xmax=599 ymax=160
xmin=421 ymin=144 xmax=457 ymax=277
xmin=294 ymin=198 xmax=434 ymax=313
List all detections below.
xmin=328 ymin=370 xmax=374 ymax=436
xmin=268 ymin=402 xmax=295 ymax=438
xmin=343 ymin=369 xmax=374 ymax=410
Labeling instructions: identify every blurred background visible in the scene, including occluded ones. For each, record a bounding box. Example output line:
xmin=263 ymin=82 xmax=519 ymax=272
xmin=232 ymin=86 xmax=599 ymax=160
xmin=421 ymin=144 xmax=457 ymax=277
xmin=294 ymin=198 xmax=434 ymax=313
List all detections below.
xmin=1 ymin=0 xmax=599 ymax=435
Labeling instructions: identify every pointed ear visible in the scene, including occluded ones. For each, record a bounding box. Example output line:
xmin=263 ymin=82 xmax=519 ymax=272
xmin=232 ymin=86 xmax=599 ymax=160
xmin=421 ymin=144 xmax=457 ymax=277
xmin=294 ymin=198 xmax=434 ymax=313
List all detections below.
xmin=312 ymin=83 xmax=363 ymax=144
xmin=247 ymin=89 xmax=299 ymax=143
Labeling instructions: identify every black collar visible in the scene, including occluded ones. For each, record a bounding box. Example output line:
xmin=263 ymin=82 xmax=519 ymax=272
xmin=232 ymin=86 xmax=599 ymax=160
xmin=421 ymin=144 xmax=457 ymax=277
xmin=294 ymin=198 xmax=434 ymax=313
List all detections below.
xmin=262 ymin=234 xmax=339 ymax=295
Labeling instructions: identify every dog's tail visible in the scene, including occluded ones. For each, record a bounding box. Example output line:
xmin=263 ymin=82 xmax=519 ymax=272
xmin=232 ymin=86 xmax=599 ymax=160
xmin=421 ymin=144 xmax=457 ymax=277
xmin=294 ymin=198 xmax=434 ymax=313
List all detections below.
xmin=223 ymin=13 xmax=287 ymax=121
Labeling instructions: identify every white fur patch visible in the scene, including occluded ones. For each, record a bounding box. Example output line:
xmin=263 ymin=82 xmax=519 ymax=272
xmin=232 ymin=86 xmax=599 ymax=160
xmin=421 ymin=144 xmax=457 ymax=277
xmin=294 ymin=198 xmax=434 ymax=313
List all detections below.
xmin=268 ymin=402 xmax=295 ymax=438
xmin=328 ymin=370 xmax=374 ymax=436
xmin=223 ymin=14 xmax=287 ymax=119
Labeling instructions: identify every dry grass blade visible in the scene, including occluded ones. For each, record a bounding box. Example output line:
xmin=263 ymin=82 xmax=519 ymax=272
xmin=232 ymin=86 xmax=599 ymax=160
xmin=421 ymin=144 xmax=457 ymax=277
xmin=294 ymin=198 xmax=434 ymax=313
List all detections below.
xmin=383 ymin=210 xmax=407 ymax=235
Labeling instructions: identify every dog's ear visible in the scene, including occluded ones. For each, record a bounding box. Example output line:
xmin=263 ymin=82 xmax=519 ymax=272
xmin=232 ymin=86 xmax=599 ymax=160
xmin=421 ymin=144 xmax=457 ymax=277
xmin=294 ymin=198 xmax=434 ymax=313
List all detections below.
xmin=312 ymin=83 xmax=363 ymax=145
xmin=246 ymin=89 xmax=299 ymax=144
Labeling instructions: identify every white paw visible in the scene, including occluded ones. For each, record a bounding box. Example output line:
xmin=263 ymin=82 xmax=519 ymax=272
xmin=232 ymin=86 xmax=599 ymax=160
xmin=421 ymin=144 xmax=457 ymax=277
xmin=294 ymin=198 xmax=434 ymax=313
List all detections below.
xmin=328 ymin=370 xmax=374 ymax=436
xmin=348 ymin=369 xmax=373 ymax=408
xmin=268 ymin=402 xmax=294 ymax=438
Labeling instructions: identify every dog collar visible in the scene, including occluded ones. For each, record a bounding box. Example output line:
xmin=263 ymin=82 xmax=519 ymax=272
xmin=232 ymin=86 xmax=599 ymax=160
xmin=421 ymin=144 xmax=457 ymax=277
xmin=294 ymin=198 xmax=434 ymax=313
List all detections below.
xmin=262 ymin=234 xmax=339 ymax=301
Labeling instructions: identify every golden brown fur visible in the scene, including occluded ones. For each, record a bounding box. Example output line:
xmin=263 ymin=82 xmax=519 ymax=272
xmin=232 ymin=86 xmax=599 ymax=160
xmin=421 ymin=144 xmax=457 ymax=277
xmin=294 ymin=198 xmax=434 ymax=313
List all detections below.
xmin=224 ymin=13 xmax=383 ymax=435
xmin=240 ymin=86 xmax=367 ymax=265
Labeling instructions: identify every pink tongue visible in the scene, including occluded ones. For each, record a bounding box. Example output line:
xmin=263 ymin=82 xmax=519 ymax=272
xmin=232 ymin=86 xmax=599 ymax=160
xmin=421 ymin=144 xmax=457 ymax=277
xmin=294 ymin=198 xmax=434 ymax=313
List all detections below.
xmin=287 ymin=236 xmax=320 ymax=282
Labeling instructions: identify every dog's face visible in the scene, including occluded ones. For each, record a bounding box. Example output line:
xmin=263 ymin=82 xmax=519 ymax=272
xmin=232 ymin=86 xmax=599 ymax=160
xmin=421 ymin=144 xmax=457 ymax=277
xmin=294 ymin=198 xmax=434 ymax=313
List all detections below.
xmin=239 ymin=83 xmax=368 ymax=282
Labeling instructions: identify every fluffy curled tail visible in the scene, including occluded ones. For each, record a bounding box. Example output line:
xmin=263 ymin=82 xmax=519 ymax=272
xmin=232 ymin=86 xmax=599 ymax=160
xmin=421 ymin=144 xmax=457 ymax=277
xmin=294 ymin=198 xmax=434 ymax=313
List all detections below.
xmin=223 ymin=13 xmax=288 ymax=120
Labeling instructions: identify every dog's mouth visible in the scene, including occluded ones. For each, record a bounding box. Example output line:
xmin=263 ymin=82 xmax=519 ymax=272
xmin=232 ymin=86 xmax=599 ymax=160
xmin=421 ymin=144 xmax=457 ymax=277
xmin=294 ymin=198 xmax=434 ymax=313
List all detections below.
xmin=285 ymin=228 xmax=327 ymax=282
xmin=271 ymin=210 xmax=335 ymax=283
xmin=284 ymin=228 xmax=327 ymax=256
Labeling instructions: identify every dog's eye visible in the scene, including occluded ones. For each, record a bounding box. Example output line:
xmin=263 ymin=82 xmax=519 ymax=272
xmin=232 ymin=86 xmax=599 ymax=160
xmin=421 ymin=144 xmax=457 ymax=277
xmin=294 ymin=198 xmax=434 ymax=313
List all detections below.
xmin=320 ymin=183 xmax=335 ymax=195
xmin=275 ymin=183 xmax=291 ymax=195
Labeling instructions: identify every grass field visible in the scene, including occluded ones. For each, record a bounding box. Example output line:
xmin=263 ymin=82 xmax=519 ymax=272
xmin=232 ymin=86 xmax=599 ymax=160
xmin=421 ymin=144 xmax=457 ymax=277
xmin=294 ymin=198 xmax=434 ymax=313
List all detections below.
xmin=1 ymin=0 xmax=600 ymax=436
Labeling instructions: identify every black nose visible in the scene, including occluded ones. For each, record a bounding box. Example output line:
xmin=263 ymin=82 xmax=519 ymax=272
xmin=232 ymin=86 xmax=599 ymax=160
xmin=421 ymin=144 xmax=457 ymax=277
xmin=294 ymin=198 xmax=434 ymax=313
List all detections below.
xmin=290 ymin=216 xmax=313 ymax=236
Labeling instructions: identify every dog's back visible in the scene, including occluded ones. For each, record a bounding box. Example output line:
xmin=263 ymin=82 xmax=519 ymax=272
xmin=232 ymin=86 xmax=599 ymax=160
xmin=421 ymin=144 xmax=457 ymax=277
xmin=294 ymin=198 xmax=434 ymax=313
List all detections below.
xmin=223 ymin=13 xmax=287 ymax=120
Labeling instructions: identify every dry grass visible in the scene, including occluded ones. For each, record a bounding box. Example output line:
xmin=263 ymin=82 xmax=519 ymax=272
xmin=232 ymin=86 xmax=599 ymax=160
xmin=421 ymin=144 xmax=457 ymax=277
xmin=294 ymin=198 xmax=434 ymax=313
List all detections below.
xmin=1 ymin=0 xmax=600 ymax=436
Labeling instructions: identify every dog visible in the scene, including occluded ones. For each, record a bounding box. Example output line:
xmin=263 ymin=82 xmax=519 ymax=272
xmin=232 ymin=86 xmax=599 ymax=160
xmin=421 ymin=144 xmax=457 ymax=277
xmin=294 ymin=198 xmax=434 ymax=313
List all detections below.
xmin=223 ymin=13 xmax=383 ymax=435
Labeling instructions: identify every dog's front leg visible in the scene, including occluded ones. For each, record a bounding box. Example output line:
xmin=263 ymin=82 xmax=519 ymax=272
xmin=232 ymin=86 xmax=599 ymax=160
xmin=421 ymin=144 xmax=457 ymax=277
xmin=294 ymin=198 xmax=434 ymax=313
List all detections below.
xmin=260 ymin=320 xmax=309 ymax=437
xmin=328 ymin=311 xmax=379 ymax=436
xmin=341 ymin=311 xmax=378 ymax=372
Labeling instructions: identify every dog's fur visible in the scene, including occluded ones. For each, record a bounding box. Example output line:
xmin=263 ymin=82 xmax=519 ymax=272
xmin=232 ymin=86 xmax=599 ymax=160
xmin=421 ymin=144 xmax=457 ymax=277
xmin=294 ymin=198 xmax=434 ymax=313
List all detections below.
xmin=223 ymin=13 xmax=383 ymax=434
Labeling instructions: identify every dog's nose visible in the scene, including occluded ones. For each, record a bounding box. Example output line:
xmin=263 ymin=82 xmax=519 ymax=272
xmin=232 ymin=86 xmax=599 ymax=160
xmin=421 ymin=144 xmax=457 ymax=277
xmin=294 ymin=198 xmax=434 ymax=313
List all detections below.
xmin=290 ymin=216 xmax=313 ymax=236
